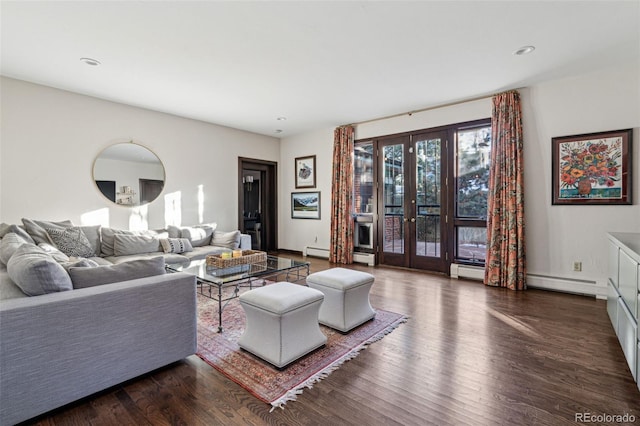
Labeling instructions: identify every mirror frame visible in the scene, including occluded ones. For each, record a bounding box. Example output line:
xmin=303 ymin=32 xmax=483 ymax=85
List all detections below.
xmin=92 ymin=141 xmax=166 ymax=207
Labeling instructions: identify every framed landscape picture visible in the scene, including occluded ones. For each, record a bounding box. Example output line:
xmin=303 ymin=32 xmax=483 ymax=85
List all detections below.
xmin=552 ymin=128 xmax=632 ymax=205
xmin=291 ymin=191 xmax=320 ymax=219
xmin=295 ymin=155 xmax=316 ymax=188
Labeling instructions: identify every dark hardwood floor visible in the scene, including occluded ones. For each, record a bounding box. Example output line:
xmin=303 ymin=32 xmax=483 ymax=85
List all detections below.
xmin=25 ymin=255 xmax=640 ymax=425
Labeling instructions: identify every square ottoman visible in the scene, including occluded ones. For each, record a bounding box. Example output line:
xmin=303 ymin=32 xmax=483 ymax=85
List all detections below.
xmin=306 ymin=267 xmax=376 ymax=332
xmin=238 ymin=282 xmax=327 ymax=368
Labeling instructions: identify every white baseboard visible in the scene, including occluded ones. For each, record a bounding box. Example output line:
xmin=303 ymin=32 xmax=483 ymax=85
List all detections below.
xmin=527 ymin=274 xmax=607 ymax=300
xmin=450 ymin=263 xmax=606 ymax=299
xmin=303 ymin=247 xmax=375 ymax=266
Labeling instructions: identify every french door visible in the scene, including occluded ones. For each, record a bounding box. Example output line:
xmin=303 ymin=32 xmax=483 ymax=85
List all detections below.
xmin=377 ymin=131 xmax=449 ymax=272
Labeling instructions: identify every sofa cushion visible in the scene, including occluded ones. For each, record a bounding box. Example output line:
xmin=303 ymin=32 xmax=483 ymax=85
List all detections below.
xmin=211 ymin=230 xmax=242 ymax=249
xmin=0 ymin=223 xmax=36 ymax=244
xmin=166 ymin=225 xmax=182 ymax=238
xmin=46 ymin=227 xmax=95 ymax=258
xmin=6 ymin=244 xmax=73 ymax=296
xmin=102 ymin=252 xmax=189 ymax=265
xmin=181 ymin=226 xmax=215 ymax=247
xmin=113 ymin=234 xmax=162 ymax=256
xmin=100 ymin=228 xmax=155 ymax=256
xmin=37 ymin=243 xmax=70 ymax=263
xmin=160 ymin=238 xmax=193 ymax=254
xmin=69 ymin=256 xmax=166 ymax=289
xmin=60 ymin=258 xmax=100 ymax=271
xmin=21 ymin=218 xmax=73 ymax=245
xmin=0 ymin=232 xmax=31 ymax=265
xmin=182 ymin=245 xmax=230 ymax=260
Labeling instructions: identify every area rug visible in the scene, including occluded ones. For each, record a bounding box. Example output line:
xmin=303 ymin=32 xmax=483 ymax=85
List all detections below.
xmin=196 ymin=293 xmax=408 ymax=411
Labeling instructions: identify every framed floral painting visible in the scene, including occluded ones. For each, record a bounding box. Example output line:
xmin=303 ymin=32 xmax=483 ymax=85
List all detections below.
xmin=552 ymin=129 xmax=632 ymax=205
xmin=295 ymin=155 xmax=316 ymax=189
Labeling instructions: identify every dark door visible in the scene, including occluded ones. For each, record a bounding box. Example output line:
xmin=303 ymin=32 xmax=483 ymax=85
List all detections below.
xmin=238 ymin=158 xmax=278 ymax=252
xmin=377 ymin=131 xmax=449 ymax=272
xmin=139 ymin=179 xmax=164 ymax=204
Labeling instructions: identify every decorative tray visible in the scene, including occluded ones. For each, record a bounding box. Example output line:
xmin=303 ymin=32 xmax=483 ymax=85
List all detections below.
xmin=206 ymin=250 xmax=267 ymax=268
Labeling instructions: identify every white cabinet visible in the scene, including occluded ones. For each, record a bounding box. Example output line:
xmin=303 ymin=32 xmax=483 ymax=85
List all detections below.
xmin=607 ymin=281 xmax=619 ymax=335
xmin=608 ymin=233 xmax=640 ymax=384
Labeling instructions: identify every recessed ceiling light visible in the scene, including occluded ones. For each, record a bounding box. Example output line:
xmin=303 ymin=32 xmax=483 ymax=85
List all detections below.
xmin=276 ymin=117 xmax=287 ymax=121
xmin=80 ymin=57 xmax=101 ymax=66
xmin=513 ymin=46 xmax=535 ymax=56
xmin=275 ymin=129 xmax=283 ymax=134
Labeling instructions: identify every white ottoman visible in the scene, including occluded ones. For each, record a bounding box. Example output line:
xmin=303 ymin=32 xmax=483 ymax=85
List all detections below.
xmin=306 ymin=268 xmax=376 ymax=332
xmin=238 ymin=282 xmax=327 ymax=368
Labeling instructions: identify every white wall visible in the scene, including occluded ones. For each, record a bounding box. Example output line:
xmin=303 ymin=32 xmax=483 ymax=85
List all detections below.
xmin=280 ymin=62 xmax=639 ymax=294
xmin=279 ymin=128 xmax=334 ymax=251
xmin=0 ymin=77 xmax=280 ymax=231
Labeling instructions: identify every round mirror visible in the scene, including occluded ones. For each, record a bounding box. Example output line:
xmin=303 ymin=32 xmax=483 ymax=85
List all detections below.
xmin=93 ymin=142 xmax=165 ymax=206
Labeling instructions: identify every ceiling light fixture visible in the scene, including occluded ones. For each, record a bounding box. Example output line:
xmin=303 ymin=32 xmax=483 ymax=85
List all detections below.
xmin=275 ymin=129 xmax=283 ymax=134
xmin=80 ymin=57 xmax=101 ymax=66
xmin=513 ymin=46 xmax=535 ymax=56
xmin=277 ymin=117 xmax=287 ymax=121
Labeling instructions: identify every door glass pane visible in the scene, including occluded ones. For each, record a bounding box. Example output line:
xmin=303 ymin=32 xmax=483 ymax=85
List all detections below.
xmin=353 ymin=142 xmax=374 ymax=214
xmin=456 ymin=126 xmax=491 ymax=218
xmin=383 ymin=144 xmax=404 ymax=254
xmin=457 ymin=227 xmax=487 ymax=262
xmin=415 ymin=138 xmax=441 ymax=257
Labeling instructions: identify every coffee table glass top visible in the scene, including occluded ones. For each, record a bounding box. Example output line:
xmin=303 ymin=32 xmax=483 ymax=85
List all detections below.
xmin=165 ymin=256 xmax=309 ymax=285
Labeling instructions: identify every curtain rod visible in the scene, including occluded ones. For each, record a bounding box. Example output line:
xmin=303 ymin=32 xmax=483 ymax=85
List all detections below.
xmin=344 ymin=88 xmax=524 ymax=128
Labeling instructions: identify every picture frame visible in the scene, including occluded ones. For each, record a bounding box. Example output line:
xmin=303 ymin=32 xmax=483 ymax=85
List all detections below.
xmin=295 ymin=155 xmax=316 ymax=188
xmin=552 ymin=128 xmax=632 ymax=205
xmin=291 ymin=191 xmax=321 ymax=219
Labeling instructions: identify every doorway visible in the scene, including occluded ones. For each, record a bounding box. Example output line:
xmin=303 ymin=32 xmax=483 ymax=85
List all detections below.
xmin=238 ymin=158 xmax=278 ymax=252
xmin=377 ymin=131 xmax=449 ymax=273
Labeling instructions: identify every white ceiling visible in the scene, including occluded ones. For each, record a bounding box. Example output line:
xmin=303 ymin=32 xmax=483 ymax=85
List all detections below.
xmin=1 ymin=1 xmax=639 ymax=137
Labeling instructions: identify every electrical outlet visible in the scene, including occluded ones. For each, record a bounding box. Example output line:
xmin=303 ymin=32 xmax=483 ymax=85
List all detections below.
xmin=573 ymin=261 xmax=582 ymax=272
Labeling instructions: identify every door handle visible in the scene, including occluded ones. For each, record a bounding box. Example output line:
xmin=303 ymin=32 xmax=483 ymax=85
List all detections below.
xmin=411 ymin=218 xmax=416 ymax=222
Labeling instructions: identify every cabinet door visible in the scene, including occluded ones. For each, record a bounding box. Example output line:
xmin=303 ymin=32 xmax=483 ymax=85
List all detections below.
xmin=607 ymin=281 xmax=619 ymax=335
xmin=619 ymin=249 xmax=638 ymax=318
xmin=617 ymin=298 xmax=637 ymax=381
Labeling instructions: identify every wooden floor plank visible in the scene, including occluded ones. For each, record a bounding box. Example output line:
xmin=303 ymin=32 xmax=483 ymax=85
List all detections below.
xmin=22 ymin=255 xmax=640 ymax=425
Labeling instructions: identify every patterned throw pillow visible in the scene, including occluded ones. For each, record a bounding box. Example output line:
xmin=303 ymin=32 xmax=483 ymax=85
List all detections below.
xmin=45 ymin=227 xmax=95 ymax=258
xmin=160 ymin=238 xmax=193 ymax=254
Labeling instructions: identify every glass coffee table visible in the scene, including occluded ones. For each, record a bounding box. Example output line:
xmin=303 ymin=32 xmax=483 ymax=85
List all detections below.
xmin=166 ymin=256 xmax=310 ymax=332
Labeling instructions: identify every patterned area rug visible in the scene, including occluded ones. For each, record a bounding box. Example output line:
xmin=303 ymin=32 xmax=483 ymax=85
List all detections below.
xmin=196 ymin=293 xmax=408 ymax=411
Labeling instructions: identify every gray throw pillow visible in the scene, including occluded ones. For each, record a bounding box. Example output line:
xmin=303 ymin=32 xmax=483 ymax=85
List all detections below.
xmin=0 ymin=224 xmax=36 ymax=244
xmin=21 ymin=218 xmax=73 ymax=244
xmin=69 ymin=256 xmax=166 ymax=289
xmin=181 ymin=226 xmax=214 ymax=247
xmin=160 ymin=238 xmax=193 ymax=254
xmin=0 ymin=232 xmax=31 ymax=265
xmin=38 ymin=243 xmax=70 ymax=263
xmin=113 ymin=234 xmax=162 ymax=256
xmin=7 ymin=244 xmax=73 ymax=296
xmin=46 ymin=227 xmax=95 ymax=258
xmin=78 ymin=225 xmax=101 ymax=257
xmin=211 ymin=230 xmax=241 ymax=249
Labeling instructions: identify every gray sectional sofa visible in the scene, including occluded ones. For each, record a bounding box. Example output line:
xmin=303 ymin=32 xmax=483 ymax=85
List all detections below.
xmin=0 ymin=219 xmax=250 ymax=425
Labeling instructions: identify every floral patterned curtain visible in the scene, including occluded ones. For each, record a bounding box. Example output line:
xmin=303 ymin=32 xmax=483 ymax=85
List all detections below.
xmin=330 ymin=126 xmax=354 ymax=264
xmin=484 ymin=91 xmax=526 ymax=290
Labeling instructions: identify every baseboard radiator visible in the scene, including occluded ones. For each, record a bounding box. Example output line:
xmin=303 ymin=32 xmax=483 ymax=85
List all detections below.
xmin=450 ymin=263 xmax=606 ymax=299
xmin=304 ymin=246 xmax=329 ymax=259
xmin=450 ymin=264 xmax=484 ymax=281
xmin=303 ymin=247 xmax=375 ymax=266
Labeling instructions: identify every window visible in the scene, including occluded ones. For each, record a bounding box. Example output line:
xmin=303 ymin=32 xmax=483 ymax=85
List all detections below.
xmin=454 ymin=123 xmax=491 ymax=264
xmin=353 ymin=142 xmax=374 ymax=214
